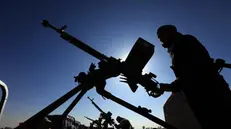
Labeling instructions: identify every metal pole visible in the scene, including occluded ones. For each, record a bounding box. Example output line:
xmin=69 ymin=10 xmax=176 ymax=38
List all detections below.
xmin=62 ymin=89 xmax=88 ymax=117
xmin=101 ymin=90 xmax=178 ymax=129
xmin=0 ymin=80 xmax=8 ymax=122
xmin=15 ymin=85 xmax=83 ymax=129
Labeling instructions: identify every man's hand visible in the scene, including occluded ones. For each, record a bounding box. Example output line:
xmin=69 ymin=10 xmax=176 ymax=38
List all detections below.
xmin=159 ymin=78 xmax=181 ymax=92
xmin=159 ymin=83 xmax=172 ymax=92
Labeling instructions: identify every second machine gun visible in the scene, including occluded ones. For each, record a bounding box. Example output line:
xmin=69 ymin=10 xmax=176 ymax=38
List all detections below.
xmin=84 ymin=116 xmax=102 ymax=129
xmin=88 ymin=97 xmax=115 ymax=129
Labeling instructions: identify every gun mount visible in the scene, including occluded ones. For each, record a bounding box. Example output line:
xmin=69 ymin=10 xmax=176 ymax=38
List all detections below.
xmin=14 ymin=20 xmax=177 ymax=129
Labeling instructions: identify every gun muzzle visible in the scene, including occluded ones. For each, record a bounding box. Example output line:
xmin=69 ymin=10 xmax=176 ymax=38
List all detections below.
xmin=41 ymin=20 xmax=50 ymax=28
xmin=87 ymin=96 xmax=93 ymax=101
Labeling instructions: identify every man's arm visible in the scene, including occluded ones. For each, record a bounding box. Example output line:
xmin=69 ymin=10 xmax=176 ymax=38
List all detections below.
xmin=159 ymin=79 xmax=181 ymax=92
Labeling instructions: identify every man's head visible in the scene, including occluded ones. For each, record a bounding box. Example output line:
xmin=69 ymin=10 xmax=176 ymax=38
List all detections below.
xmin=106 ymin=112 xmax=112 ymax=117
xmin=157 ymin=25 xmax=178 ymax=48
xmin=116 ymin=116 xmax=124 ymax=123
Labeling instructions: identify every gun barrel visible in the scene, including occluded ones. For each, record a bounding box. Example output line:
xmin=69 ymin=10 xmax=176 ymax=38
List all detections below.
xmin=88 ymin=97 xmax=105 ymax=113
xmin=41 ymin=20 xmax=109 ymax=61
xmin=84 ymin=116 xmax=94 ymax=122
xmin=223 ymin=63 xmax=231 ymax=69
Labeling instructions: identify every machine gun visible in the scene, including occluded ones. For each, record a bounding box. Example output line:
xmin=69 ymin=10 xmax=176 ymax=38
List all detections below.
xmin=88 ymin=96 xmax=115 ymax=128
xmin=41 ymin=20 xmax=162 ymax=97
xmin=14 ymin=20 xmax=177 ymax=129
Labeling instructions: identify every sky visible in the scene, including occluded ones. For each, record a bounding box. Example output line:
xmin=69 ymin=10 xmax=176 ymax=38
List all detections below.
xmin=0 ymin=0 xmax=231 ymax=128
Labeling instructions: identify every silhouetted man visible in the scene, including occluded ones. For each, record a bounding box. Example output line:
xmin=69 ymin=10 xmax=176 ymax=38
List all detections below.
xmin=115 ymin=116 xmax=133 ymax=129
xmin=36 ymin=117 xmax=52 ymax=129
xmin=157 ymin=25 xmax=231 ymax=129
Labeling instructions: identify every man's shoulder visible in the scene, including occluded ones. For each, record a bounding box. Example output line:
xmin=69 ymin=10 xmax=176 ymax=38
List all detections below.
xmin=181 ymin=34 xmax=202 ymax=46
xmin=120 ymin=119 xmax=131 ymax=125
xmin=182 ymin=34 xmax=198 ymax=41
xmin=120 ymin=119 xmax=129 ymax=123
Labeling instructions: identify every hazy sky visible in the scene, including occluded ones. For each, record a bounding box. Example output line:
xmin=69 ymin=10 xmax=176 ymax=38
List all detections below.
xmin=0 ymin=0 xmax=231 ymax=128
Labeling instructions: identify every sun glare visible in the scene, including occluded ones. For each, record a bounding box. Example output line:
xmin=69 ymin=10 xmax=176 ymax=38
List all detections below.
xmin=116 ymin=46 xmax=130 ymax=61
xmin=142 ymin=65 xmax=150 ymax=74
xmin=119 ymin=52 xmax=129 ymax=61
